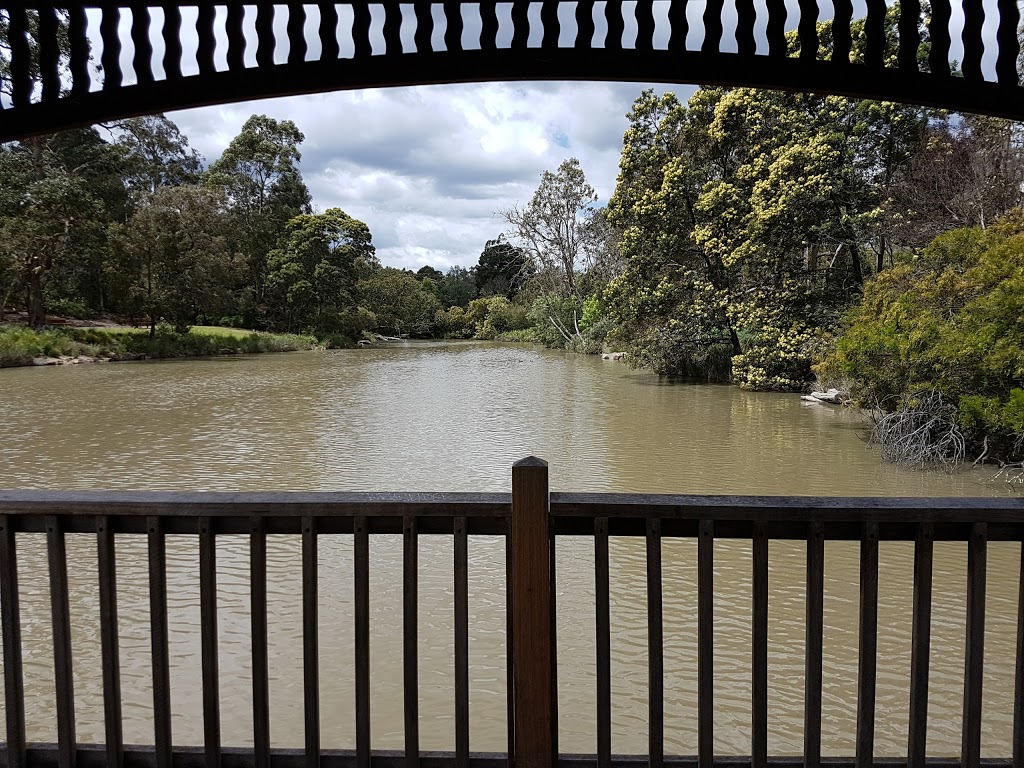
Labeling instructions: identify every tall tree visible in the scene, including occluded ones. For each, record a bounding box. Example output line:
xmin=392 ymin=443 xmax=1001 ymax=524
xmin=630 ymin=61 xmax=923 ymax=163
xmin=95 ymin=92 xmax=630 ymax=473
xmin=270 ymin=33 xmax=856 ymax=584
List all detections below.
xmin=475 ymin=236 xmax=531 ymax=297
xmin=265 ymin=208 xmax=376 ymax=333
xmin=111 ymin=186 xmax=239 ymax=334
xmin=502 ymin=158 xmax=599 ymax=301
xmin=116 ymin=115 xmax=204 ymax=199
xmin=205 ymin=114 xmax=312 ymax=306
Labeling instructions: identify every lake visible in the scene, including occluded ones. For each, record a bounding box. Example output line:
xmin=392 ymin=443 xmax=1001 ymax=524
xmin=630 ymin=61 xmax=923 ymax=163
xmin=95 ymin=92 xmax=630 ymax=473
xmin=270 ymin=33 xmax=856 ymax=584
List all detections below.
xmin=0 ymin=342 xmax=1019 ymax=757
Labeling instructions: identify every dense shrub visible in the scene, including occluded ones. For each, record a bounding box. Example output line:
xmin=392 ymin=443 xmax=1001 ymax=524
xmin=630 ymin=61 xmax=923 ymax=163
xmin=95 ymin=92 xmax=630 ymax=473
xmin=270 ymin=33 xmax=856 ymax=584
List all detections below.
xmin=816 ymin=214 xmax=1024 ymax=461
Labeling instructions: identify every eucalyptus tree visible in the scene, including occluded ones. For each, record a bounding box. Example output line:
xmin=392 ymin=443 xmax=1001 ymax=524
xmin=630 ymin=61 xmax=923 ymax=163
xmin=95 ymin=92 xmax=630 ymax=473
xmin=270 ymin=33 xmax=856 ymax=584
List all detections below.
xmin=205 ymin=114 xmax=312 ymax=306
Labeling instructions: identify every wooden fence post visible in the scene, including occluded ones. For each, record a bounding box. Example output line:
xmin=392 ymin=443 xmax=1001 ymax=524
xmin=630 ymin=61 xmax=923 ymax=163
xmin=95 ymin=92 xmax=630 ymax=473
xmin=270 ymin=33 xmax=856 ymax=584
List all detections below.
xmin=511 ymin=457 xmax=554 ymax=768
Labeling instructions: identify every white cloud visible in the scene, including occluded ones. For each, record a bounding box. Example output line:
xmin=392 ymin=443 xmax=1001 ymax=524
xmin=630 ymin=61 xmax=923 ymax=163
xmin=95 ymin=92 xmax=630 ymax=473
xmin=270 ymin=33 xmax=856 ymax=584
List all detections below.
xmin=168 ymin=81 xmax=695 ymax=271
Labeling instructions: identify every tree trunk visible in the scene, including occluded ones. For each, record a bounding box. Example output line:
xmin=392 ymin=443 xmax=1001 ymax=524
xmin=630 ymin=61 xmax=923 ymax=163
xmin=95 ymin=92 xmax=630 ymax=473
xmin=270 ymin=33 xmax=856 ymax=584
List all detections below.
xmin=27 ymin=271 xmax=46 ymax=327
xmin=849 ymin=242 xmax=864 ymax=286
xmin=729 ymin=327 xmax=742 ymax=357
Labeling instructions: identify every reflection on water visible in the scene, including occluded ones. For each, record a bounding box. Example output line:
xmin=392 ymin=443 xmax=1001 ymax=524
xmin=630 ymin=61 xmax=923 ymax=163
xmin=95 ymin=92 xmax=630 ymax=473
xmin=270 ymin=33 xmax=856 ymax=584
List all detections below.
xmin=0 ymin=342 xmax=1019 ymax=757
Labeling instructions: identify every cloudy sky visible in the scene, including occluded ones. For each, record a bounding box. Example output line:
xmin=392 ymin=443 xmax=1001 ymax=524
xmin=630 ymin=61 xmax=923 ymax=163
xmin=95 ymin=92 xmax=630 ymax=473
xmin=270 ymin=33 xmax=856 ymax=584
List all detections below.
xmin=166 ymin=80 xmax=693 ymax=272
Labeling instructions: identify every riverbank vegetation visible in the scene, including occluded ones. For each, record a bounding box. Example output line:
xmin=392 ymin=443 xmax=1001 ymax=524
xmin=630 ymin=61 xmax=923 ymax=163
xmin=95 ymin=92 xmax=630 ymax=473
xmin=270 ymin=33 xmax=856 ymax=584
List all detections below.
xmin=0 ymin=325 xmax=315 ymax=368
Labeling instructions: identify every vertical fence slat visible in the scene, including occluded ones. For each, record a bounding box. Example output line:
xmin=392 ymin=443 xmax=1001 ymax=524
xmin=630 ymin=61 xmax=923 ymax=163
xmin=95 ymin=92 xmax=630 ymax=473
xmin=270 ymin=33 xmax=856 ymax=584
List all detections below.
xmin=0 ymin=516 xmax=26 ymax=768
xmin=698 ymin=520 xmax=714 ymax=768
xmin=898 ymin=0 xmax=921 ymax=71
xmin=576 ymin=0 xmax=596 ymax=48
xmin=511 ymin=457 xmax=553 ymax=768
xmin=701 ymin=0 xmax=724 ymax=53
xmin=667 ymin=0 xmax=688 ymax=52
xmin=100 ymin=7 xmax=122 ymax=90
xmin=832 ymin=0 xmax=853 ymax=63
xmin=97 ymin=517 xmax=123 ymax=768
xmin=303 ymin=517 xmax=320 ymax=768
xmin=255 ymin=3 xmax=276 ymax=68
xmin=864 ymin=0 xmax=886 ymax=67
xmin=289 ymin=2 xmax=309 ymax=64
xmin=752 ymin=521 xmax=768 ymax=768
xmin=595 ymin=517 xmax=611 ymax=768
xmin=635 ymin=0 xmax=655 ymax=51
xmin=735 ymin=0 xmax=756 ymax=56
xmin=960 ymin=0 xmax=984 ymax=80
xmin=506 ymin=522 xmax=515 ymax=768
xmin=7 ymin=6 xmax=30 ymax=108
xmin=540 ymin=0 xmax=559 ymax=49
xmin=647 ymin=518 xmax=664 ymax=768
xmin=198 ymin=518 xmax=221 ymax=768
xmin=856 ymin=522 xmax=879 ymax=768
xmin=131 ymin=3 xmax=154 ymax=84
xmin=413 ymin=1 xmax=433 ymax=52
xmin=766 ymin=0 xmax=787 ymax=56
xmin=353 ymin=2 xmax=372 ymax=57
xmin=38 ymin=6 xmax=60 ymax=102
xmin=996 ymin=0 xmax=1020 ymax=84
xmin=962 ymin=523 xmax=987 ymax=768
xmin=70 ymin=5 xmax=90 ymax=96
xmin=148 ymin=517 xmax=171 ymax=768
xmin=605 ymin=0 xmax=624 ymax=51
xmin=798 ymin=0 xmax=819 ymax=58
xmin=804 ymin=521 xmax=824 ymax=768
xmin=319 ymin=2 xmax=340 ymax=59
xmin=251 ymin=517 xmax=270 ymax=768
xmin=549 ymin=525 xmax=559 ymax=760
xmin=908 ymin=523 xmax=934 ymax=768
xmin=355 ymin=515 xmax=371 ymax=768
xmin=47 ymin=515 xmax=76 ymax=768
xmin=197 ymin=3 xmax=217 ymax=76
xmin=929 ymin=0 xmax=952 ymax=76
xmin=383 ymin=2 xmax=402 ymax=53
xmin=454 ymin=517 xmax=469 ymax=768
xmin=1013 ymin=539 xmax=1023 ymax=768
xmin=444 ymin=2 xmax=464 ymax=52
xmin=480 ymin=1 xmax=499 ymax=50
xmin=510 ymin=1 xmax=529 ymax=49
xmin=163 ymin=3 xmax=184 ymax=79
xmin=404 ymin=515 xmax=420 ymax=768
xmin=226 ymin=2 xmax=246 ymax=70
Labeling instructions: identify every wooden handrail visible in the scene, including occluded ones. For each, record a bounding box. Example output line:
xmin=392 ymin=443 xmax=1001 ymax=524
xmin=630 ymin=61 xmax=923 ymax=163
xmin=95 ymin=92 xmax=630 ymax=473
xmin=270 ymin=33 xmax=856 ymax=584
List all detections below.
xmin=0 ymin=461 xmax=1022 ymax=768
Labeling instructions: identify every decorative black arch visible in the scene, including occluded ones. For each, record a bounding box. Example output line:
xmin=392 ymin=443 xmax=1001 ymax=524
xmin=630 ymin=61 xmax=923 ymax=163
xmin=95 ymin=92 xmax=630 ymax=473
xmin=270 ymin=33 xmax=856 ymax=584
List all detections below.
xmin=1 ymin=0 xmax=1022 ymax=143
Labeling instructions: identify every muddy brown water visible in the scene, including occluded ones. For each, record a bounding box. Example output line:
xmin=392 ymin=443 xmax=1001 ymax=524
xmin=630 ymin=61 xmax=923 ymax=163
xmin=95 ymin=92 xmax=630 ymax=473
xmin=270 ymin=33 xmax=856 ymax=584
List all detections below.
xmin=0 ymin=342 xmax=1019 ymax=757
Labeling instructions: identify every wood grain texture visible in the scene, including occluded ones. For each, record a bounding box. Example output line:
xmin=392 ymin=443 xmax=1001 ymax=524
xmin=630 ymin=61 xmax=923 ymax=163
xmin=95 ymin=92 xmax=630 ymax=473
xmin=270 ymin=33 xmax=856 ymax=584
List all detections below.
xmin=962 ymin=524 xmax=987 ymax=768
xmin=804 ymin=522 xmax=824 ymax=768
xmin=198 ymin=519 xmax=221 ymax=768
xmin=148 ymin=517 xmax=172 ymax=768
xmin=752 ymin=522 xmax=768 ymax=768
xmin=511 ymin=458 xmax=553 ymax=768
xmin=303 ymin=517 xmax=320 ymax=768
xmin=404 ymin=515 xmax=420 ymax=768
xmin=698 ymin=520 xmax=714 ymax=768
xmin=0 ymin=515 xmax=26 ymax=768
xmin=1014 ymin=541 xmax=1023 ymax=768
xmin=47 ymin=516 xmax=76 ymax=768
xmin=647 ymin=518 xmax=664 ymax=768
xmin=595 ymin=517 xmax=611 ymax=768
xmin=454 ymin=517 xmax=469 ymax=768
xmin=908 ymin=523 xmax=934 ymax=768
xmin=97 ymin=517 xmax=124 ymax=768
xmin=251 ymin=517 xmax=270 ymax=768
xmin=855 ymin=523 xmax=878 ymax=768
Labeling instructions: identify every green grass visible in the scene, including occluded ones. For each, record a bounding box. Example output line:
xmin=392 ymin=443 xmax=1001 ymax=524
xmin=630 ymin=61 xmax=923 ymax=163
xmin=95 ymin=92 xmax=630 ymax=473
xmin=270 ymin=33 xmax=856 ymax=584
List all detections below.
xmin=0 ymin=324 xmax=317 ymax=368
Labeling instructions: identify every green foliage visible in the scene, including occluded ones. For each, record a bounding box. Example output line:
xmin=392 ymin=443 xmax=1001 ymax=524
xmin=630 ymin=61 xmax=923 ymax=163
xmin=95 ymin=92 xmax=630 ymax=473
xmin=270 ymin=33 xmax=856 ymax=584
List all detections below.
xmin=818 ymin=215 xmax=1024 ymax=459
xmin=473 ymin=296 xmax=530 ymax=340
xmin=265 ymin=208 xmax=376 ymax=333
xmin=0 ymin=324 xmax=315 ymax=367
xmin=359 ymin=267 xmax=442 ymax=337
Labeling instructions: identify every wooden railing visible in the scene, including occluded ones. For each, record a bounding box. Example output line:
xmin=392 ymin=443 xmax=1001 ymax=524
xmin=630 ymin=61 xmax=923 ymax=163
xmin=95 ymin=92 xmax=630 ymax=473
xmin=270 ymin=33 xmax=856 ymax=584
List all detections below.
xmin=1 ymin=0 xmax=1024 ymax=142
xmin=0 ymin=457 xmax=1023 ymax=768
